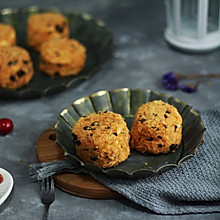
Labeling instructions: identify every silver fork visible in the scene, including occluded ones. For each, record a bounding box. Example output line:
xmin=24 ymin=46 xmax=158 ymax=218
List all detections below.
xmin=40 ymin=176 xmax=55 ymax=220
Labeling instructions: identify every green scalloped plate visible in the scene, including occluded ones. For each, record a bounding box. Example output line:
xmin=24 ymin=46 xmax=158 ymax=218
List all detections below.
xmin=54 ymin=88 xmax=206 ymax=178
xmin=0 ymin=6 xmax=114 ymax=99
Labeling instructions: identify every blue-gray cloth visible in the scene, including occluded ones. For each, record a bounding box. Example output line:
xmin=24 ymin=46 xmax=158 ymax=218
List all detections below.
xmin=30 ymin=105 xmax=220 ymax=214
xmin=89 ymin=105 xmax=220 ymax=214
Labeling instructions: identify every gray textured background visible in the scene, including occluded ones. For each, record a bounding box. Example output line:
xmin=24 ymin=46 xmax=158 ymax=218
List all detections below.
xmin=0 ymin=0 xmax=220 ymax=219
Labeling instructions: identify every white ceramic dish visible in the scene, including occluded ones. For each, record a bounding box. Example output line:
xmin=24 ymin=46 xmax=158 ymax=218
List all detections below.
xmin=0 ymin=168 xmax=14 ymax=206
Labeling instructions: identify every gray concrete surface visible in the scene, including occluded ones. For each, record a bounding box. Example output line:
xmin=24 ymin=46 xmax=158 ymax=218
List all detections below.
xmin=0 ymin=0 xmax=220 ymax=219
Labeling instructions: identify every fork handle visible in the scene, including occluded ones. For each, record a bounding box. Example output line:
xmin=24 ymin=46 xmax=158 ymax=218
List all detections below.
xmin=42 ymin=204 xmax=49 ymax=220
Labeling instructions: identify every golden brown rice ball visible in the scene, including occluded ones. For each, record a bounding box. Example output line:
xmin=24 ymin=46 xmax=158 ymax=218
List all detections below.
xmin=39 ymin=38 xmax=86 ymax=77
xmin=0 ymin=46 xmax=34 ymax=89
xmin=0 ymin=23 xmax=16 ymax=47
xmin=27 ymin=12 xmax=69 ymax=51
xmin=72 ymin=111 xmax=130 ymax=168
xmin=131 ymin=100 xmax=182 ymax=154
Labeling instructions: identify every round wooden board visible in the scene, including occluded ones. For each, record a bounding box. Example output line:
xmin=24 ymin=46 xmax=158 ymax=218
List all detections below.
xmin=36 ymin=128 xmax=122 ymax=199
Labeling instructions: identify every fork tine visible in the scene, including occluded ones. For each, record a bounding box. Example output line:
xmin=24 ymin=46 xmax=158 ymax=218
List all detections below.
xmin=40 ymin=176 xmax=55 ymax=194
xmin=50 ymin=176 xmax=54 ymax=191
xmin=46 ymin=176 xmax=50 ymax=190
xmin=41 ymin=178 xmax=46 ymax=192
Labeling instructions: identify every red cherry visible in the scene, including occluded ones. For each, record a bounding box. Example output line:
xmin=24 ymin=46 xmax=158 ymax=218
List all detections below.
xmin=0 ymin=118 xmax=14 ymax=135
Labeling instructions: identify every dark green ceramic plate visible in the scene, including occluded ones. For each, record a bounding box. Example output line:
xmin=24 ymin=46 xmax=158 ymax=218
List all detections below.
xmin=0 ymin=6 xmax=114 ymax=99
xmin=54 ymin=88 xmax=206 ymax=178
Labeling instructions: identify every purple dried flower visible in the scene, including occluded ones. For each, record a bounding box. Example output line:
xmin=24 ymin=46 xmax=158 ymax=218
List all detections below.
xmin=162 ymin=72 xmax=179 ymax=90
xmin=161 ymin=71 xmax=220 ymax=93
xmin=180 ymin=84 xmax=197 ymax=93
